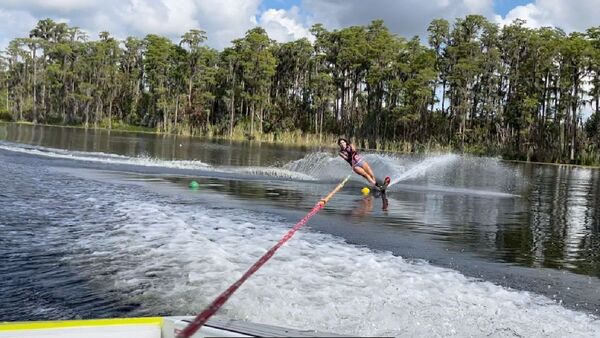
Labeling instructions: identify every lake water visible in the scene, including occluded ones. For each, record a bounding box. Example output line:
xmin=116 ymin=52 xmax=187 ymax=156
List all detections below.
xmin=1 ymin=122 xmax=599 ymax=336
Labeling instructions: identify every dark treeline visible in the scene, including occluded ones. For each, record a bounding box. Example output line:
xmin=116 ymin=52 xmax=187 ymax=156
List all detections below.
xmin=1 ymin=16 xmax=600 ymax=164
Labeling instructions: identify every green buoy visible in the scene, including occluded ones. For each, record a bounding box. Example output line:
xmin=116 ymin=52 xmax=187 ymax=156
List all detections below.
xmin=189 ymin=180 xmax=200 ymax=189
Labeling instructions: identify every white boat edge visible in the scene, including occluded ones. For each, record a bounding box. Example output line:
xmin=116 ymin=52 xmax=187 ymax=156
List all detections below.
xmin=0 ymin=316 xmax=345 ymax=338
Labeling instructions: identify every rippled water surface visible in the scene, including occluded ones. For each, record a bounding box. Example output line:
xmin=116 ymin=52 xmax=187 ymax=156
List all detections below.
xmin=1 ymin=123 xmax=599 ymax=336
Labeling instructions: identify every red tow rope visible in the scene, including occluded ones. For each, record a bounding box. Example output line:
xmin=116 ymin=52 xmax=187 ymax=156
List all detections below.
xmin=177 ymin=175 xmax=351 ymax=338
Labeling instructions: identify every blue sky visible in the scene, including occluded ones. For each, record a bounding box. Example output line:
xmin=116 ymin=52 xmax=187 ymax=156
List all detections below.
xmin=261 ymin=0 xmax=302 ymax=11
xmin=493 ymin=0 xmax=533 ymax=16
xmin=0 ymin=0 xmax=598 ymax=51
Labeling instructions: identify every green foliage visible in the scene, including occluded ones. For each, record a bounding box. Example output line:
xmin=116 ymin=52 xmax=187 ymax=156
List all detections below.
xmin=0 ymin=111 xmax=12 ymax=121
xmin=2 ymin=18 xmax=600 ymax=164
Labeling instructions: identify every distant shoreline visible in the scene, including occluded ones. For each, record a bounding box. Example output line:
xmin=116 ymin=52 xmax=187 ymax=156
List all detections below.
xmin=2 ymin=121 xmax=599 ymax=169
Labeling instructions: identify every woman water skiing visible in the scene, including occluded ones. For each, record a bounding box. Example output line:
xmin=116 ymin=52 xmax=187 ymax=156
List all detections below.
xmin=338 ymin=138 xmax=389 ymax=191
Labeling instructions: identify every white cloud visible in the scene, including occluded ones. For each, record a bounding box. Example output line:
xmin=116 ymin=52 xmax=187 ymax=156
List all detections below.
xmin=301 ymin=0 xmax=496 ymax=39
xmin=0 ymin=0 xmax=262 ymax=50
xmin=463 ymin=0 xmax=495 ymax=15
xmin=0 ymin=9 xmax=38 ymax=49
xmin=495 ymin=0 xmax=600 ymax=31
xmin=257 ymin=6 xmax=312 ymax=43
xmin=116 ymin=0 xmax=199 ymax=37
xmin=494 ymin=4 xmax=543 ymax=28
xmin=2 ymin=0 xmax=598 ymax=53
xmin=1 ymin=0 xmax=97 ymax=13
xmin=195 ymin=0 xmax=261 ymax=48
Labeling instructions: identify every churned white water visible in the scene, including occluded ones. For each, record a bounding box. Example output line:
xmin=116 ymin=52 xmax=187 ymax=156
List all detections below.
xmin=1 ymin=141 xmax=516 ymax=192
xmin=63 ymin=198 xmax=600 ymax=337
xmin=0 ymin=143 xmax=211 ymax=170
xmin=0 ymin=142 xmax=313 ymax=181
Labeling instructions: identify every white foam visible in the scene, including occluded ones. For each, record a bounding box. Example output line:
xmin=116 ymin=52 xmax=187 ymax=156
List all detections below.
xmin=0 ymin=143 xmax=520 ymax=195
xmin=0 ymin=143 xmax=318 ymax=181
xmin=283 ymin=152 xmax=463 ymax=187
xmin=283 ymin=152 xmax=348 ymax=181
xmin=399 ymin=183 xmax=520 ymax=198
xmin=235 ymin=167 xmax=317 ymax=181
xmin=0 ymin=143 xmax=211 ymax=170
xmin=66 ymin=200 xmax=600 ymax=337
xmin=386 ymin=154 xmax=459 ymax=186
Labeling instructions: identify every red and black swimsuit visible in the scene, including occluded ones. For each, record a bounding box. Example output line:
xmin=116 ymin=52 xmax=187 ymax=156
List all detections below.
xmin=341 ymin=145 xmax=364 ymax=168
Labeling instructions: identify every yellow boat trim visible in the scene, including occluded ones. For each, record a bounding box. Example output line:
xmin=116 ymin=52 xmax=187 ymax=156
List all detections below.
xmin=0 ymin=317 xmax=163 ymax=331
